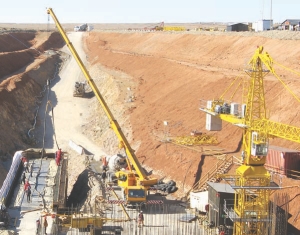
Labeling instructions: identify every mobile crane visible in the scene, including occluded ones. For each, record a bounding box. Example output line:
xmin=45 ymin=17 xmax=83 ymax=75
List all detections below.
xmin=46 ymin=8 xmax=157 ymax=206
xmin=200 ymin=46 xmax=300 ymax=235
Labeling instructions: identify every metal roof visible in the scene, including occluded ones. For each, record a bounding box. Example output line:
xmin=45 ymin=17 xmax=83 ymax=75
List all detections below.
xmin=281 ymin=19 xmax=300 ymax=25
xmin=227 ymin=23 xmax=248 ymax=26
xmin=207 ymin=182 xmax=235 ymax=194
xmin=269 ymin=145 xmax=300 ymax=153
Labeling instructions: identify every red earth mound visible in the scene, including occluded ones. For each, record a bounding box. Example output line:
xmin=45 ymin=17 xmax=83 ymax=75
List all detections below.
xmin=84 ymin=31 xmax=300 ymax=231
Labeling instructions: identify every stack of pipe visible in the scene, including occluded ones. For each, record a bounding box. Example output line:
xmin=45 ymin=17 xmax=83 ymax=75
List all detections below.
xmin=0 ymin=151 xmax=23 ymax=208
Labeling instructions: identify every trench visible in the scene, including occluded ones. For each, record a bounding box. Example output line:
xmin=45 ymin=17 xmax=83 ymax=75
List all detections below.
xmin=66 ymin=169 xmax=91 ymax=207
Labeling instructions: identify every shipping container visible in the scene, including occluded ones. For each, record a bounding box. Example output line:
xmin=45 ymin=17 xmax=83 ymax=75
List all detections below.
xmin=190 ymin=191 xmax=208 ymax=212
xmin=264 ymin=145 xmax=300 ymax=176
xmin=207 ymin=182 xmax=234 ymax=230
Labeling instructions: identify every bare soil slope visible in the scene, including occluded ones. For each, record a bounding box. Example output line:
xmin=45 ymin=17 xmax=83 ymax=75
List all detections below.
xmin=84 ymin=31 xmax=300 ymax=231
xmin=1 ymin=29 xmax=300 ymax=232
xmin=0 ymin=32 xmax=64 ymax=156
xmin=84 ymin=31 xmax=300 ymax=183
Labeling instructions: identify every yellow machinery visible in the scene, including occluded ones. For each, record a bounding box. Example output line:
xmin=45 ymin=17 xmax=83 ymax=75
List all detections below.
xmin=200 ymin=46 xmax=300 ymax=235
xmin=56 ymin=213 xmax=127 ymax=232
xmin=172 ymin=132 xmax=218 ymax=146
xmin=153 ymin=22 xmax=164 ymax=31
xmin=47 ymin=8 xmax=157 ymax=206
xmin=163 ymin=26 xmax=185 ymax=31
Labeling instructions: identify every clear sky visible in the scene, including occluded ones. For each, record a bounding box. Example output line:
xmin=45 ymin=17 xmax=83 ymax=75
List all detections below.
xmin=1 ymin=0 xmax=299 ymax=24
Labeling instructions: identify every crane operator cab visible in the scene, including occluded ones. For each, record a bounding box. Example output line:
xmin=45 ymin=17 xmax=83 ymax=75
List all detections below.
xmin=121 ymin=186 xmax=147 ymax=207
xmin=251 ymin=132 xmax=268 ymax=159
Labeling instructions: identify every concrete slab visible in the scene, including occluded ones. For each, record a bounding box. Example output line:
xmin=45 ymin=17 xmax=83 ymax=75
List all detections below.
xmin=6 ymin=158 xmax=57 ymax=234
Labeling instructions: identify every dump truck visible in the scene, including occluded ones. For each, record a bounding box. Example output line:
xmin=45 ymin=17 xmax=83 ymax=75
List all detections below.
xmin=74 ymin=24 xmax=88 ymax=32
xmin=73 ymin=81 xmax=86 ymax=97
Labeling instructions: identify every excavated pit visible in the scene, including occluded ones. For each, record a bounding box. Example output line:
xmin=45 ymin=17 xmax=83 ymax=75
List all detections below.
xmin=1 ymin=28 xmax=300 ymax=233
xmin=66 ymin=169 xmax=91 ymax=207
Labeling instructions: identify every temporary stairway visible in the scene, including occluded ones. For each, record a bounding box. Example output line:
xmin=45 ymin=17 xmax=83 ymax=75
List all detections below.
xmin=186 ymin=155 xmax=233 ymax=200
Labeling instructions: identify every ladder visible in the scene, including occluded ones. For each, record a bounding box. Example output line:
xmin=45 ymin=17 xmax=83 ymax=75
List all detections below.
xmin=186 ymin=155 xmax=233 ymax=200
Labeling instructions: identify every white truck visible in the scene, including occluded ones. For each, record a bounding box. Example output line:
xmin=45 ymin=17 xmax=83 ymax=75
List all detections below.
xmin=74 ymin=24 xmax=88 ymax=32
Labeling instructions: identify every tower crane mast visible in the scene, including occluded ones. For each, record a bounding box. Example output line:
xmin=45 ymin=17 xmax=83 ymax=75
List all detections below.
xmin=200 ymin=46 xmax=300 ymax=235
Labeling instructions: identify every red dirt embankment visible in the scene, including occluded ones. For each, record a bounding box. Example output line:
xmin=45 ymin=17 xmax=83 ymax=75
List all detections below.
xmin=85 ymin=31 xmax=300 ymax=185
xmin=84 ymin=31 xmax=300 ymax=230
xmin=0 ymin=33 xmax=35 ymax=52
xmin=0 ymin=32 xmax=64 ymax=155
xmin=86 ymin=32 xmax=300 ymax=232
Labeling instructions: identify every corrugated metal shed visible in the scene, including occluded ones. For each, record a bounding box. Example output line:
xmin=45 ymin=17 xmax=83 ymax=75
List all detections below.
xmin=265 ymin=145 xmax=300 ymax=177
xmin=226 ymin=23 xmax=248 ymax=32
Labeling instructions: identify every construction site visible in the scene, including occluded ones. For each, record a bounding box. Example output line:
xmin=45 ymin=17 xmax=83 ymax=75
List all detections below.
xmin=1 ymin=7 xmax=300 ymax=235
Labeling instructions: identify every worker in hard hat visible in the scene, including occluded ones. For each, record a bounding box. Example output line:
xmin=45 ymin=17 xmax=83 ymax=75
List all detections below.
xmin=138 ymin=211 xmax=144 ymax=227
xmin=36 ymin=218 xmax=40 ymax=234
xmin=101 ymin=156 xmax=108 ymax=171
xmin=24 ymin=180 xmax=31 ymax=191
xmin=55 ymin=148 xmax=62 ymax=166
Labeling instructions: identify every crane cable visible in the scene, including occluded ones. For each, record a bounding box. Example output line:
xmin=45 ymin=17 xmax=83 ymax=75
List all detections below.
xmin=219 ymin=60 xmax=300 ymax=105
xmin=35 ymin=13 xmax=61 ymax=194
xmin=37 ymin=80 xmax=60 ymax=170
xmin=45 ymin=11 xmax=59 ymax=150
xmin=274 ymin=60 xmax=300 ymax=78
xmin=271 ymin=61 xmax=300 ymax=104
xmin=219 ymin=71 xmax=244 ymax=101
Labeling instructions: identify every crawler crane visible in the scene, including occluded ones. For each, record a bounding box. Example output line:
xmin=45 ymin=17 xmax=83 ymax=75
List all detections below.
xmin=46 ymin=8 xmax=157 ymax=206
xmin=200 ymin=46 xmax=300 ymax=235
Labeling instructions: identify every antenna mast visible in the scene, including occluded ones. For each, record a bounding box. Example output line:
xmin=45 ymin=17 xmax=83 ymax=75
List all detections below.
xmin=270 ymin=0 xmax=273 ymax=30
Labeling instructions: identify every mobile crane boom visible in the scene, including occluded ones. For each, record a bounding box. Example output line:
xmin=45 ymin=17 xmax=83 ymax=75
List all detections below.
xmin=46 ymin=8 xmax=157 ymax=194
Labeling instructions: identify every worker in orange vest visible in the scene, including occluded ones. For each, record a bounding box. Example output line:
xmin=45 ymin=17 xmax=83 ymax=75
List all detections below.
xmin=102 ymin=156 xmax=108 ymax=171
xmin=55 ymin=148 xmax=62 ymax=166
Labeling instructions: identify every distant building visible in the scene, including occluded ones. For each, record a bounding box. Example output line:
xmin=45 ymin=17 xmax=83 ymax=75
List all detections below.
xmin=226 ymin=23 xmax=248 ymax=32
xmin=252 ymin=19 xmax=273 ymax=32
xmin=280 ymin=19 xmax=300 ymax=30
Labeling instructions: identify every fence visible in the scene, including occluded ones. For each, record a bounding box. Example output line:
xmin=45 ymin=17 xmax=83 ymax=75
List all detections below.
xmin=50 ymin=203 xmax=210 ymax=235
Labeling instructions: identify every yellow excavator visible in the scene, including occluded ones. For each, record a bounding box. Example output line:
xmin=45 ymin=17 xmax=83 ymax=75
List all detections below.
xmin=46 ymin=8 xmax=157 ymax=206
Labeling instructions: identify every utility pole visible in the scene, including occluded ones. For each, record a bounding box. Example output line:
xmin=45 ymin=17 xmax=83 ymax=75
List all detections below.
xmin=270 ymin=0 xmax=273 ymax=30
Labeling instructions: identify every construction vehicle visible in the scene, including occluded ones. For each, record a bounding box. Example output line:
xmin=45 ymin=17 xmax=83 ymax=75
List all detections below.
xmin=163 ymin=26 xmax=185 ymax=31
xmin=74 ymin=23 xmax=88 ymax=32
xmin=47 ymin=8 xmax=157 ymax=207
xmin=154 ymin=22 xmax=164 ymax=31
xmin=73 ymin=81 xmax=86 ymax=97
xmin=200 ymin=46 xmax=300 ymax=235
xmin=144 ymin=22 xmax=164 ymax=31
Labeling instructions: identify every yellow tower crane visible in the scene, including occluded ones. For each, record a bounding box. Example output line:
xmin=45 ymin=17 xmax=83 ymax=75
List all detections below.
xmin=200 ymin=46 xmax=300 ymax=235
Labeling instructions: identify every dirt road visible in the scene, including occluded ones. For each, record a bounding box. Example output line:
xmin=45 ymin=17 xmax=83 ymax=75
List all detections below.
xmin=34 ymin=32 xmax=106 ymax=161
